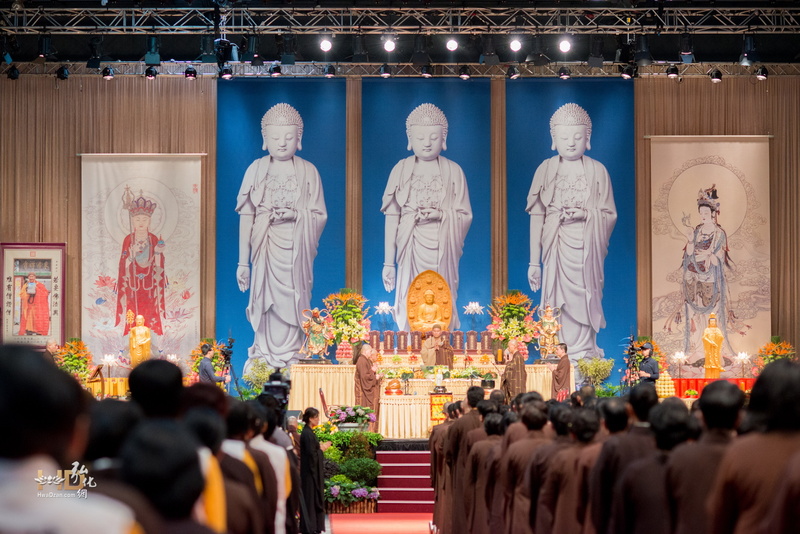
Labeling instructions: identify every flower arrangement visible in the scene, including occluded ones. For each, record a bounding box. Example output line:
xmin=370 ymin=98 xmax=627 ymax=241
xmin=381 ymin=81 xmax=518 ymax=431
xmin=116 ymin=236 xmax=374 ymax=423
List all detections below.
xmin=450 ymin=367 xmax=482 ymax=379
xmin=55 ymin=338 xmax=94 ymax=382
xmin=323 ymin=289 xmax=371 ymax=344
xmin=577 ymin=357 xmax=614 ymax=387
xmin=486 ymin=291 xmax=539 ymax=345
xmin=189 ymin=339 xmax=227 ymax=379
xmin=324 ymin=475 xmax=380 ymax=506
xmin=391 ymin=354 xmax=402 ymax=364
xmin=382 ymin=368 xmax=414 ymax=380
xmin=684 ymin=389 xmax=699 ymax=398
xmin=329 ymin=405 xmax=377 ymax=427
xmin=463 ymin=301 xmax=485 ymax=331
xmin=752 ymin=338 xmax=796 ymax=376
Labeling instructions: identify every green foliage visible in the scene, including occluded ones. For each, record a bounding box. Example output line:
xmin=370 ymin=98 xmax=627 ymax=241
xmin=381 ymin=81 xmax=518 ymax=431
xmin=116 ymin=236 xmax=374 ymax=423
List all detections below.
xmin=596 ymin=384 xmax=622 ymax=398
xmin=343 ymin=432 xmax=372 ymax=461
xmin=577 ymin=357 xmax=614 ymax=387
xmin=324 ymin=444 xmax=344 ymax=464
xmin=339 ymin=457 xmax=382 ymax=485
xmin=314 ymin=431 xmax=383 ymax=451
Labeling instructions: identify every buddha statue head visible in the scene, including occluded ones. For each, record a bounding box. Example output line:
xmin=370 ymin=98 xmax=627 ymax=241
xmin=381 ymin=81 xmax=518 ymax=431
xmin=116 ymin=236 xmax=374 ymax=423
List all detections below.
xmin=423 ymin=289 xmax=436 ymax=305
xmin=135 ymin=314 xmax=145 ymax=327
xmin=406 ymin=103 xmax=448 ymax=162
xmin=550 ymin=103 xmax=593 ymax=162
xmin=261 ymin=103 xmax=304 ymax=161
xmin=708 ymin=313 xmax=717 ymax=327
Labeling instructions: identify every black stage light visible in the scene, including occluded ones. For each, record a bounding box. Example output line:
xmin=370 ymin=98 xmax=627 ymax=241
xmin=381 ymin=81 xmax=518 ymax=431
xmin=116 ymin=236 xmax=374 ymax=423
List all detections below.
xmin=379 ymin=63 xmax=392 ymax=78
xmin=7 ymin=64 xmax=20 ymax=80
xmin=558 ymin=66 xmax=571 ymax=79
xmin=145 ymin=66 xmax=158 ymax=80
xmin=506 ymin=65 xmax=520 ymax=80
xmin=101 ymin=66 xmax=114 ymax=80
xmin=458 ymin=65 xmax=471 ymax=80
xmin=219 ymin=65 xmax=233 ymax=80
xmin=184 ymin=65 xmax=198 ymax=80
xmin=56 ymin=65 xmax=69 ymax=80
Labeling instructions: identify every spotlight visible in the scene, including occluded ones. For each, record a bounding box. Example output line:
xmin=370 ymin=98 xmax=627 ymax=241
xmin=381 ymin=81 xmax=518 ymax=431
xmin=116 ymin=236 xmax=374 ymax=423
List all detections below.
xmin=558 ymin=66 xmax=571 ymax=79
xmin=278 ymin=34 xmax=295 ymax=65
xmin=219 ymin=65 xmax=233 ymax=80
xmin=587 ymin=35 xmax=604 ymax=68
xmin=352 ymin=35 xmax=368 ymax=62
xmin=56 ymin=65 xmax=69 ymax=80
xmin=200 ymin=35 xmax=217 ymax=64
xmin=240 ymin=35 xmax=260 ymax=63
xmin=558 ymin=34 xmax=572 ymax=53
xmin=509 ymin=36 xmax=522 ymax=53
xmin=620 ymin=64 xmax=636 ymax=80
xmin=11 ymin=0 xmax=23 ymax=10
xmin=420 ymin=64 xmax=433 ymax=78
xmin=320 ymin=34 xmax=333 ymax=53
xmin=383 ymin=34 xmax=396 ymax=53
xmin=37 ymin=35 xmax=52 ymax=59
xmin=144 ymin=36 xmax=160 ymax=66
xmin=324 ymin=64 xmax=336 ymax=78
xmin=709 ymin=68 xmax=722 ymax=83
xmin=506 ymin=65 xmax=520 ymax=80
xmin=269 ymin=64 xmax=282 ymax=77
xmin=379 ymin=63 xmax=392 ymax=78
xmin=86 ymin=36 xmax=103 ymax=69
xmin=634 ymin=35 xmax=653 ymax=67
xmin=446 ymin=37 xmax=458 ymax=52
xmin=679 ymin=33 xmax=695 ymax=64
xmin=666 ymin=64 xmax=680 ymax=78
xmin=184 ymin=65 xmax=198 ymax=80
xmin=144 ymin=66 xmax=157 ymax=80
xmin=458 ymin=65 xmax=471 ymax=80
xmin=526 ymin=34 xmax=549 ymax=66
xmin=755 ymin=66 xmax=768 ymax=81
xmin=101 ymin=66 xmax=114 ymax=80
xmin=479 ymin=35 xmax=499 ymax=65
xmin=7 ymin=64 xmax=20 ymax=80
xmin=411 ymin=35 xmax=431 ymax=67
xmin=739 ymin=35 xmax=759 ymax=67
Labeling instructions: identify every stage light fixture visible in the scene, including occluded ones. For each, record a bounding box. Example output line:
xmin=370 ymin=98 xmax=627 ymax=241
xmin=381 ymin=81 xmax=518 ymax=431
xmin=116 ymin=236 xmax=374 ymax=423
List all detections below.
xmin=86 ymin=36 xmax=103 ymax=69
xmin=479 ymin=35 xmax=499 ymax=65
xmin=446 ymin=37 xmax=458 ymax=52
xmin=37 ymin=35 xmax=52 ymax=59
xmin=509 ymin=36 xmax=522 ymax=53
xmin=144 ymin=36 xmax=161 ymax=66
xmin=679 ymin=33 xmax=695 ymax=64
xmin=739 ymin=35 xmax=759 ymax=67
xmin=240 ymin=35 xmax=260 ymax=63
xmin=558 ymin=66 xmax=571 ymax=79
xmin=184 ymin=65 xmax=198 ymax=80
xmin=324 ymin=64 xmax=336 ymax=78
xmin=269 ymin=64 xmax=282 ymax=77
xmin=420 ymin=64 xmax=433 ymax=78
xmin=526 ymin=35 xmax=550 ymax=66
xmin=352 ymin=35 xmax=369 ymax=62
xmin=199 ymin=36 xmax=217 ymax=64
xmin=383 ymin=34 xmax=396 ymax=53
xmin=278 ymin=34 xmax=296 ymax=65
xmin=755 ymin=66 xmax=768 ymax=81
xmin=219 ymin=65 xmax=233 ymax=80
xmin=634 ymin=35 xmax=653 ymax=67
xmin=379 ymin=63 xmax=392 ymax=78
xmin=458 ymin=65 xmax=471 ymax=80
xmin=319 ymin=34 xmax=333 ymax=53
xmin=101 ymin=66 xmax=114 ymax=80
xmin=56 ymin=65 xmax=69 ymax=80
xmin=558 ymin=34 xmax=572 ymax=53
xmin=587 ymin=35 xmax=604 ymax=68
xmin=620 ymin=64 xmax=635 ymax=79
xmin=666 ymin=65 xmax=680 ymax=78
xmin=7 ymin=65 xmax=20 ymax=80
xmin=506 ymin=65 xmax=520 ymax=80
xmin=144 ymin=66 xmax=157 ymax=80
xmin=709 ymin=68 xmax=722 ymax=83
xmin=411 ymin=35 xmax=431 ymax=66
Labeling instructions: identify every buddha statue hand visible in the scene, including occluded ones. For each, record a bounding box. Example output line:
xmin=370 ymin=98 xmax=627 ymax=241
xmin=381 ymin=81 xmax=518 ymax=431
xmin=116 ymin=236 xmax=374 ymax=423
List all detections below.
xmin=560 ymin=207 xmax=587 ymax=223
xmin=528 ymin=264 xmax=542 ymax=292
xmin=415 ymin=207 xmax=442 ymax=223
xmin=382 ymin=264 xmax=396 ymax=292
xmin=236 ymin=265 xmax=250 ymax=292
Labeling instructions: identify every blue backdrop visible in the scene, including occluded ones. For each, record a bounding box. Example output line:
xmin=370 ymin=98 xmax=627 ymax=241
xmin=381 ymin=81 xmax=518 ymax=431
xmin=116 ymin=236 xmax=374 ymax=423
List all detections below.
xmin=216 ymin=79 xmax=347 ymax=373
xmin=506 ymin=78 xmax=636 ymax=381
xmin=361 ymin=78 xmax=493 ymax=333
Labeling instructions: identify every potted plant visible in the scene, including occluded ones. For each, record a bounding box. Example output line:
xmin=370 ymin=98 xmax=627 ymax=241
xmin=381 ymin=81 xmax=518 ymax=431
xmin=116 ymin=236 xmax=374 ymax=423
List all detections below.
xmin=577 ymin=357 xmax=614 ymax=387
xmin=328 ymin=405 xmax=376 ymax=432
xmin=481 ymin=372 xmax=497 ymax=389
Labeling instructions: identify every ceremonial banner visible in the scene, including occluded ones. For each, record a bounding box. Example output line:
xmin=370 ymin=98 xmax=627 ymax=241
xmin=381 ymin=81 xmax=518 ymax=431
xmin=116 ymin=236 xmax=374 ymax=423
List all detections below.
xmin=430 ymin=393 xmax=453 ymax=424
xmin=81 ymin=155 xmax=202 ymax=365
xmin=1 ymin=242 xmax=65 ymax=347
xmin=506 ymin=79 xmax=636 ymax=375
xmin=216 ymin=79 xmax=346 ymax=373
xmin=650 ymin=136 xmax=771 ymax=378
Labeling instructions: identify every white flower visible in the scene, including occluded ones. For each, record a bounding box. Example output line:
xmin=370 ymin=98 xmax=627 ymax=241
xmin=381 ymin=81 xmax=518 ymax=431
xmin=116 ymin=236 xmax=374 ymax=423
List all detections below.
xmin=375 ymin=302 xmax=393 ymax=315
xmin=463 ymin=302 xmax=485 ymax=315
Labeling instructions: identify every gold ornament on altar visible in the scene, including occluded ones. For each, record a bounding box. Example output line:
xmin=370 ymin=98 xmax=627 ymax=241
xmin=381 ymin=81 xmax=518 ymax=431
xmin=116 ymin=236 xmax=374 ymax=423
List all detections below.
xmin=385 ymin=378 xmax=403 ymax=395
xmin=407 ymin=270 xmax=452 ymax=332
xmin=703 ymin=313 xmax=725 ymax=379
xmin=534 ymin=304 xmax=562 ymax=357
xmin=128 ymin=314 xmax=152 ymax=368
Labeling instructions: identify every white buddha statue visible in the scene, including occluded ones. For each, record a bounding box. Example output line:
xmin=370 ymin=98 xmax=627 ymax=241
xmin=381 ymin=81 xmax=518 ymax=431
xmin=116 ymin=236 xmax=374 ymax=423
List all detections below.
xmin=527 ymin=103 xmax=617 ymax=360
xmin=381 ymin=103 xmax=472 ymax=332
xmin=236 ymin=103 xmax=327 ymax=368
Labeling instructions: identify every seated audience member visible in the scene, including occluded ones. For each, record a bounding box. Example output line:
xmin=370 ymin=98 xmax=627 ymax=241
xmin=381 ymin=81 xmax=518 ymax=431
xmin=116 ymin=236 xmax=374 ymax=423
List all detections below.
xmin=0 ymin=345 xmax=136 ymax=534
xmin=609 ymin=398 xmax=692 ymax=534
xmin=666 ymin=381 xmax=744 ymax=534
xmin=129 ymin=359 xmax=184 ymax=419
xmin=120 ymin=419 xmax=214 ymax=533
xmin=707 ymin=360 xmax=800 ymax=534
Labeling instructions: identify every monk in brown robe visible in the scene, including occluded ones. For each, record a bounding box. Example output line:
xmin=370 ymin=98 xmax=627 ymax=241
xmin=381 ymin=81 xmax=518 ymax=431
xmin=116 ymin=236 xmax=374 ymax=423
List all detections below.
xmin=463 ymin=400 xmax=497 ymax=459
xmin=609 ymin=400 xmax=691 ymax=534
xmin=444 ymin=386 xmax=485 ymax=534
xmin=354 ymin=344 xmax=380 ymax=429
xmin=501 ymin=339 xmax=528 ymax=403
xmin=501 ymin=392 xmax=545 ymax=455
xmin=588 ymin=384 xmax=657 ymax=534
xmin=707 ymin=360 xmax=800 ymax=534
xmin=551 ymin=343 xmax=571 ymax=402
xmin=576 ymin=398 xmax=629 ymax=534
xmin=536 ymin=408 xmax=600 ymax=534
xmin=666 ymin=381 xmax=744 ymax=534
xmin=499 ymin=403 xmax=550 ymax=534
xmin=466 ymin=413 xmax=504 ymax=534
xmin=760 ymin=450 xmax=800 ymax=534
xmin=421 ymin=324 xmax=454 ymax=369
xmin=429 ymin=402 xmax=456 ymax=533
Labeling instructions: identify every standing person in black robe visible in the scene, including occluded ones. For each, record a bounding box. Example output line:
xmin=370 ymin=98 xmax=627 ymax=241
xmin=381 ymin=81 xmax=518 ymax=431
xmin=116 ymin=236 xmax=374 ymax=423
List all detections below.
xmin=299 ymin=408 xmax=329 ymax=534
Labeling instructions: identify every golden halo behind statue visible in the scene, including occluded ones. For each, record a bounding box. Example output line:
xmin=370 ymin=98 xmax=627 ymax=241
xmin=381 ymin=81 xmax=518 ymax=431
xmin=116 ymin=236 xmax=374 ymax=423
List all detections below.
xmin=406 ymin=270 xmax=452 ymax=332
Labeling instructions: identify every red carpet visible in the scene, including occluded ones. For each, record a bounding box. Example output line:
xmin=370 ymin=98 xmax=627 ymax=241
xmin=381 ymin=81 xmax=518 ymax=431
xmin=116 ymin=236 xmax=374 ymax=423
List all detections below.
xmin=330 ymin=513 xmax=432 ymax=534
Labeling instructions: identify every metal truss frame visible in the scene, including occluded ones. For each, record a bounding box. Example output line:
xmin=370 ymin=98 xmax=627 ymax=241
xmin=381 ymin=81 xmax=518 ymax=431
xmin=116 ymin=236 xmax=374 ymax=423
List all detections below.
xmin=2 ymin=7 xmax=800 ymax=36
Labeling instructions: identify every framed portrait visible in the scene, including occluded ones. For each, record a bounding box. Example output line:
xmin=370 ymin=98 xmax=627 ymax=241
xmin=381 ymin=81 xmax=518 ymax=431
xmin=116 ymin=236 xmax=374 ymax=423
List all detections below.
xmin=1 ymin=242 xmax=66 ymax=348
